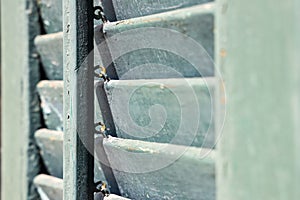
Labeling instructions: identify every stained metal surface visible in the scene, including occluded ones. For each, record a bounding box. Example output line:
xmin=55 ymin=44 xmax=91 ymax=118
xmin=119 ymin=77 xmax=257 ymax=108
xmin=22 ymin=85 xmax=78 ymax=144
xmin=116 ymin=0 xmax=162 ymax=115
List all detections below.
xmin=63 ymin=0 xmax=95 ymax=199
xmin=35 ymin=32 xmax=64 ymax=80
xmin=101 ymin=137 xmax=215 ymax=200
xmin=101 ymin=78 xmax=216 ymax=148
xmin=34 ymin=174 xmax=63 ymax=200
xmin=103 ymin=3 xmax=215 ymax=79
xmin=37 ymin=81 xmax=64 ymax=130
xmin=35 ymin=129 xmax=63 ymax=178
xmin=111 ymin=0 xmax=213 ymax=20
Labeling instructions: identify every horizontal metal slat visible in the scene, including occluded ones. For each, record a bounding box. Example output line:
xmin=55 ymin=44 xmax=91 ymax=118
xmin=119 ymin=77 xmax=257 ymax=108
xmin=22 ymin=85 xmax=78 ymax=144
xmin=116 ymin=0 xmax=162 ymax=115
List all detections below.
xmin=34 ymin=174 xmax=63 ymax=200
xmin=96 ymin=78 xmax=216 ymax=148
xmin=34 ymin=174 xmax=127 ymax=200
xmin=38 ymin=0 xmax=103 ymax=33
xmin=38 ymin=0 xmax=63 ymax=33
xmin=37 ymin=81 xmax=105 ymax=130
xmin=35 ymin=32 xmax=63 ymax=80
xmin=37 ymin=81 xmax=63 ymax=131
xmin=111 ymin=0 xmax=213 ymax=20
xmin=35 ymin=129 xmax=63 ymax=178
xmin=100 ymin=137 xmax=215 ymax=200
xmin=101 ymin=3 xmax=215 ymax=79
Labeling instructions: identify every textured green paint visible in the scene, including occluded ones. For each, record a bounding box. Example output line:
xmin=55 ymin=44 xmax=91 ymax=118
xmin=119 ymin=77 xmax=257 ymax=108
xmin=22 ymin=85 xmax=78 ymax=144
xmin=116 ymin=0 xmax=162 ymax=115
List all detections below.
xmin=34 ymin=30 xmax=105 ymax=81
xmin=102 ymin=137 xmax=215 ymax=200
xmin=38 ymin=0 xmax=63 ymax=33
xmin=35 ymin=129 xmax=63 ymax=178
xmin=37 ymin=0 xmax=103 ymax=33
xmin=103 ymin=78 xmax=216 ymax=148
xmin=95 ymin=194 xmax=131 ymax=200
xmin=111 ymin=0 xmax=213 ymax=20
xmin=37 ymin=81 xmax=63 ymax=130
xmin=1 ymin=0 xmax=42 ymax=199
xmin=34 ymin=175 xmax=129 ymax=200
xmin=34 ymin=175 xmax=63 ymax=200
xmin=103 ymin=3 xmax=215 ymax=79
xmin=37 ymin=80 xmax=103 ymax=130
xmin=35 ymin=32 xmax=63 ymax=80
xmin=216 ymin=0 xmax=300 ymax=199
xmin=63 ymin=0 xmax=95 ymax=199
xmin=35 ymin=129 xmax=107 ymax=184
xmin=104 ymin=194 xmax=131 ymax=200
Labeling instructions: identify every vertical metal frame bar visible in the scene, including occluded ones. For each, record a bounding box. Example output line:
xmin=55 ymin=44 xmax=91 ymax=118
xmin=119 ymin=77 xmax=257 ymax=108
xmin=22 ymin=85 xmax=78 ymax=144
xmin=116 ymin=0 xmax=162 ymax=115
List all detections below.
xmin=1 ymin=1 xmax=29 ymax=199
xmin=216 ymin=0 xmax=300 ymax=199
xmin=1 ymin=0 xmax=41 ymax=199
xmin=63 ymin=0 xmax=94 ymax=199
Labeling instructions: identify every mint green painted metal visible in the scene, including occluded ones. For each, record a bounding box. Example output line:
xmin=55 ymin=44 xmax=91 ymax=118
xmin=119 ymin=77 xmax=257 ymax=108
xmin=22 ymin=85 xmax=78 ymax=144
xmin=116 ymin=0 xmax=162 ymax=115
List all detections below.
xmin=37 ymin=81 xmax=63 ymax=130
xmin=34 ymin=31 xmax=106 ymax=81
xmin=102 ymin=78 xmax=216 ymax=148
xmin=38 ymin=0 xmax=63 ymax=33
xmin=34 ymin=175 xmax=129 ymax=200
xmin=63 ymin=0 xmax=95 ymax=199
xmin=101 ymin=137 xmax=216 ymax=200
xmin=1 ymin=0 xmax=42 ymax=199
xmin=34 ymin=174 xmax=63 ymax=200
xmin=34 ymin=128 xmax=108 ymax=183
xmin=37 ymin=80 xmax=104 ymax=132
xmin=111 ymin=0 xmax=213 ymax=20
xmin=216 ymin=0 xmax=300 ymax=199
xmin=35 ymin=32 xmax=63 ymax=80
xmin=103 ymin=3 xmax=215 ymax=79
xmin=35 ymin=129 xmax=63 ymax=178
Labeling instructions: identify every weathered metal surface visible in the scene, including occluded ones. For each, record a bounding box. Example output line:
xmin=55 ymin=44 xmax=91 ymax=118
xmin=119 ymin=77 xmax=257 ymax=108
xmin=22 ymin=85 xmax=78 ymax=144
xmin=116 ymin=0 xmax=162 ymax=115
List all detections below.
xmin=94 ymin=25 xmax=119 ymax=80
xmin=111 ymin=0 xmax=213 ymax=20
xmin=34 ymin=29 xmax=109 ymax=81
xmin=94 ymin=157 xmax=107 ymax=182
xmin=37 ymin=80 xmax=104 ymax=130
xmin=38 ymin=0 xmax=63 ymax=33
xmin=103 ymin=194 xmax=131 ymax=200
xmin=95 ymin=135 xmax=121 ymax=194
xmin=35 ymin=32 xmax=63 ymax=80
xmin=216 ymin=0 xmax=300 ymax=200
xmin=37 ymin=0 xmax=108 ymax=33
xmin=34 ymin=174 xmax=63 ymax=200
xmin=101 ymin=0 xmax=117 ymax=22
xmin=95 ymin=81 xmax=117 ymax=137
xmin=34 ymin=128 xmax=107 ymax=182
xmin=37 ymin=80 xmax=63 ymax=131
xmin=101 ymin=78 xmax=216 ymax=148
xmin=103 ymin=3 xmax=215 ymax=79
xmin=103 ymin=195 xmax=131 ymax=200
xmin=1 ymin=0 xmax=42 ymax=199
xmin=34 ymin=175 xmax=128 ymax=200
xmin=95 ymin=194 xmax=131 ymax=200
xmin=63 ymin=0 xmax=95 ymax=199
xmin=35 ymin=129 xmax=63 ymax=178
xmin=101 ymin=137 xmax=215 ymax=200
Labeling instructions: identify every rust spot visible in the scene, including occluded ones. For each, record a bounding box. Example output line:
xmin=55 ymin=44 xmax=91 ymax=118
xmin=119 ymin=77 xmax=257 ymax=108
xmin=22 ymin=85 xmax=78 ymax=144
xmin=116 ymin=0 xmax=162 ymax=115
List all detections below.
xmin=141 ymin=17 xmax=163 ymax=24
xmin=127 ymin=147 xmax=138 ymax=151
xmin=220 ymin=48 xmax=227 ymax=58
xmin=221 ymin=96 xmax=226 ymax=105
xmin=115 ymin=20 xmax=134 ymax=26
xmin=50 ymin=136 xmax=56 ymax=141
